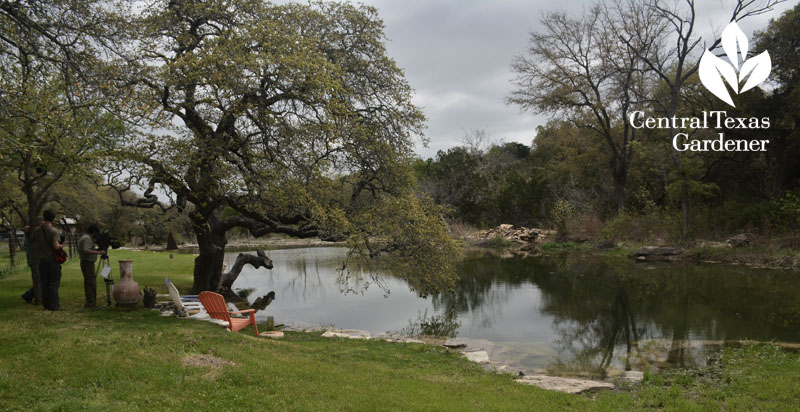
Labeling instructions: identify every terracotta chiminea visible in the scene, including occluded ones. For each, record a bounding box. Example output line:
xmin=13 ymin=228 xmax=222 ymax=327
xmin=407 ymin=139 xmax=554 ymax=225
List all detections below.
xmin=113 ymin=259 xmax=140 ymax=307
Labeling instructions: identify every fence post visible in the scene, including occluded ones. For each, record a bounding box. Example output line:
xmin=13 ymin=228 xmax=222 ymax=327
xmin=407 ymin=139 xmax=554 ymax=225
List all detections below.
xmin=68 ymin=231 xmax=74 ymax=259
xmin=8 ymin=230 xmax=15 ymax=267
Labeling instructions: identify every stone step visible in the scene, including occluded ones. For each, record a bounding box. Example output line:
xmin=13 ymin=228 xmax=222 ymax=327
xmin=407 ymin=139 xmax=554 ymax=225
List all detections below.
xmin=515 ymin=375 xmax=615 ymax=394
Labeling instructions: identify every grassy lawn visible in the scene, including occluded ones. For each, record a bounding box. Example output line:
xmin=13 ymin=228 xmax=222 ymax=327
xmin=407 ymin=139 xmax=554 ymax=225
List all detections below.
xmin=1 ymin=250 xmax=799 ymax=411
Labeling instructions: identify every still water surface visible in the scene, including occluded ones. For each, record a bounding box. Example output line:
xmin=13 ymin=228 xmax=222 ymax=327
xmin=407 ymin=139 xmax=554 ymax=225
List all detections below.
xmin=228 ymin=247 xmax=800 ymax=375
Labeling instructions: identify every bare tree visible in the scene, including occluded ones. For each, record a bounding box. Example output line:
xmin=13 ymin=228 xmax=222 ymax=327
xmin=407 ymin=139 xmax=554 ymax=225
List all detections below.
xmin=619 ymin=0 xmax=785 ymax=234
xmin=458 ymin=128 xmax=492 ymax=156
xmin=509 ymin=1 xmax=663 ymax=213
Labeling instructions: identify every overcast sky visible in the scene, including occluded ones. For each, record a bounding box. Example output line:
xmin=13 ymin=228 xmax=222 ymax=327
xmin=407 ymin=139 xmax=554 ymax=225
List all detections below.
xmin=350 ymin=0 xmax=796 ymax=159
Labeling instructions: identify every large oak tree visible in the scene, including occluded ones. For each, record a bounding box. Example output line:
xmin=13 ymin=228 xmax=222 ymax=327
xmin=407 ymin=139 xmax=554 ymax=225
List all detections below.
xmin=108 ymin=0 xmax=458 ymax=293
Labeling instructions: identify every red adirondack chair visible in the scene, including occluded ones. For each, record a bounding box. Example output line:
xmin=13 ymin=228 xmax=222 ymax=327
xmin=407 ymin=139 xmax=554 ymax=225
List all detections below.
xmin=198 ymin=291 xmax=259 ymax=336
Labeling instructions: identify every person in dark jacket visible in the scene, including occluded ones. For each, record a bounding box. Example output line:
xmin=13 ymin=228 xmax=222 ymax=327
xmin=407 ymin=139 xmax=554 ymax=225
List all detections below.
xmin=31 ymin=210 xmax=64 ymax=311
xmin=21 ymin=217 xmax=43 ymax=305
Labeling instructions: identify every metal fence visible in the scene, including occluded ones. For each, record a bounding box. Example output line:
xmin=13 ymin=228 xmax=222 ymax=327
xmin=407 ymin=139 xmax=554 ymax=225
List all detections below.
xmin=0 ymin=230 xmax=80 ymax=277
xmin=0 ymin=236 xmax=26 ymax=277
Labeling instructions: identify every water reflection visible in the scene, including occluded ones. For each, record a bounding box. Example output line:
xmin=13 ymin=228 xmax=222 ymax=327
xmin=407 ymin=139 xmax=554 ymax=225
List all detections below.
xmin=231 ymin=247 xmax=800 ymax=374
xmin=401 ymin=309 xmax=461 ymax=338
xmin=229 ymin=248 xmax=434 ymax=332
xmin=249 ymin=291 xmax=275 ymax=311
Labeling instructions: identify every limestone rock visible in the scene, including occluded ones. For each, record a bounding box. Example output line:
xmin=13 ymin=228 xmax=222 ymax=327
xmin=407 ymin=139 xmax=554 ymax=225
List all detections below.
xmin=726 ymin=233 xmax=752 ymax=248
xmin=631 ymin=246 xmax=682 ymax=260
xmin=620 ymin=370 xmax=644 ymax=384
xmin=776 ymin=256 xmax=800 ymax=270
xmin=260 ymin=331 xmax=284 ymax=339
xmin=206 ymin=318 xmax=229 ymax=328
xmin=462 ymin=350 xmax=490 ymax=364
xmin=321 ymin=329 xmax=371 ymax=339
xmin=515 ymin=375 xmax=614 ymax=394
xmin=695 ymin=240 xmax=731 ymax=249
xmin=442 ymin=341 xmax=467 ymax=349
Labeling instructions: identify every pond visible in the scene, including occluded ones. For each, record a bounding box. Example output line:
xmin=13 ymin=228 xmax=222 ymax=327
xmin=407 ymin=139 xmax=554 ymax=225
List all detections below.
xmin=227 ymin=247 xmax=800 ymax=377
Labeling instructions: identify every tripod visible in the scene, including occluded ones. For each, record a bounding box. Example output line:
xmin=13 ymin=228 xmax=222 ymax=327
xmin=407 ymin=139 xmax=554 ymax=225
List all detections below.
xmin=96 ymin=254 xmax=114 ymax=307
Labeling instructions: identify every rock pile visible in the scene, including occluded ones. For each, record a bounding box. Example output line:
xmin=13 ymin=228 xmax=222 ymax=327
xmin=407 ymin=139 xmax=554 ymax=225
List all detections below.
xmin=477 ymin=224 xmax=552 ymax=245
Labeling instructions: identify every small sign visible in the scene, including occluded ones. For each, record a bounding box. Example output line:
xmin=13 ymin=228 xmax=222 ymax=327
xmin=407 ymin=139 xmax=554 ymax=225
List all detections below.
xmin=100 ymin=266 xmax=111 ymax=279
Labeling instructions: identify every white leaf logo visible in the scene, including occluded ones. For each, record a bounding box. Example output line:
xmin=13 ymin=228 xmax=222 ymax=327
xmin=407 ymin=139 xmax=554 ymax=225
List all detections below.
xmin=721 ymin=22 xmax=748 ymax=69
xmin=699 ymin=50 xmax=739 ymax=107
xmin=698 ymin=22 xmax=772 ymax=107
xmin=739 ymin=51 xmax=771 ymax=93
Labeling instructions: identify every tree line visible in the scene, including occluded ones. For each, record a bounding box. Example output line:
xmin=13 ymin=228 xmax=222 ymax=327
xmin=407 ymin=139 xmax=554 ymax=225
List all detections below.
xmin=417 ymin=1 xmax=800 ymax=241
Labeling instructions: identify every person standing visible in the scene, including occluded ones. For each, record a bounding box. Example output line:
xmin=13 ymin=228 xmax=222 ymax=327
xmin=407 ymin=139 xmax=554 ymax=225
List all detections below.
xmin=31 ymin=210 xmax=64 ymax=311
xmin=78 ymin=225 xmax=105 ymax=309
xmin=21 ymin=217 xmax=43 ymax=305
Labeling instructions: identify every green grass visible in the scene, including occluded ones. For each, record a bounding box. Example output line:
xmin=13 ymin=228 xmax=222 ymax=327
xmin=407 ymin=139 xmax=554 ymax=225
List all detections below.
xmin=0 ymin=242 xmax=24 ymax=279
xmin=597 ymin=246 xmax=637 ymax=258
xmin=634 ymin=344 xmax=800 ymax=411
xmin=484 ymin=235 xmax=516 ymax=249
xmin=1 ymin=250 xmax=799 ymax=411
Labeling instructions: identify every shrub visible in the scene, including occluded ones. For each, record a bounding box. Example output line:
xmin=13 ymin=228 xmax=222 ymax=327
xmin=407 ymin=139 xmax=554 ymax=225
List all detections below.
xmin=705 ymin=192 xmax=800 ymax=236
xmin=448 ymin=220 xmax=478 ymax=239
xmin=541 ymin=241 xmax=580 ymax=252
xmin=551 ymin=200 xmax=576 ymax=235
xmin=486 ymin=235 xmax=514 ymax=249
xmin=772 ymin=191 xmax=800 ymax=231
xmin=602 ymin=211 xmax=681 ymax=244
xmin=565 ymin=213 xmax=604 ymax=238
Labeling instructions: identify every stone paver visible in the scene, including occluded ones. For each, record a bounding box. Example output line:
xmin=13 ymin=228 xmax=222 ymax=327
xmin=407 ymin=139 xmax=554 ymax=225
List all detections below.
xmin=515 ymin=375 xmax=615 ymax=394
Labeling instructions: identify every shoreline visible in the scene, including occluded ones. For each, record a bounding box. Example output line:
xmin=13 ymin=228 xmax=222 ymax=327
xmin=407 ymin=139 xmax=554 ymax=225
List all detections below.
xmin=120 ymin=238 xmax=347 ymax=253
xmin=464 ymin=225 xmax=800 ymax=271
xmin=121 ymin=237 xmax=800 ymax=272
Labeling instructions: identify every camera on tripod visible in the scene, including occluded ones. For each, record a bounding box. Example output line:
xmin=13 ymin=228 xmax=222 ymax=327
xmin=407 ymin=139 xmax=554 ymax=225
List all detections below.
xmin=94 ymin=232 xmax=121 ymax=255
xmin=93 ymin=231 xmax=120 ymax=307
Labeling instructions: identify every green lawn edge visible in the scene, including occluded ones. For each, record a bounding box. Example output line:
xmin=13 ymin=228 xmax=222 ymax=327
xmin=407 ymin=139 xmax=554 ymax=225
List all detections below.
xmin=1 ymin=250 xmax=798 ymax=411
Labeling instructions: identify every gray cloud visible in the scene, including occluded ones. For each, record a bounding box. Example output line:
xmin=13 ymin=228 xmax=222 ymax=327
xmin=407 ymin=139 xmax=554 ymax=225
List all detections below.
xmin=357 ymin=0 xmax=794 ymax=158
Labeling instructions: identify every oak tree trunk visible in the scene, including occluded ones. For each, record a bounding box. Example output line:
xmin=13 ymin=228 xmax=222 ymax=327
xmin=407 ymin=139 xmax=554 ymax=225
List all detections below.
xmin=217 ymin=250 xmax=273 ymax=299
xmin=191 ymin=222 xmax=227 ymax=294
